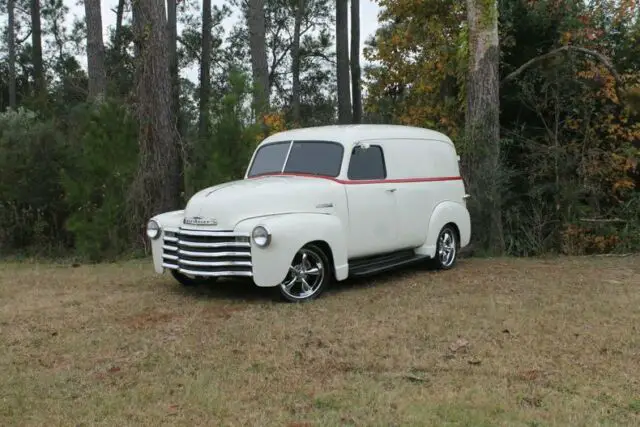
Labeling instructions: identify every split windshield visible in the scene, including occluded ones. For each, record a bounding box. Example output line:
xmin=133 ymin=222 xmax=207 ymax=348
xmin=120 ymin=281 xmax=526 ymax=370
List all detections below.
xmin=247 ymin=141 xmax=344 ymax=178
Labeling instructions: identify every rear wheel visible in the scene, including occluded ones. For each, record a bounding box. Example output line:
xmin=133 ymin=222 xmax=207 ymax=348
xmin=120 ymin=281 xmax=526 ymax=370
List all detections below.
xmin=170 ymin=270 xmax=218 ymax=287
xmin=431 ymin=225 xmax=458 ymax=270
xmin=278 ymin=244 xmax=331 ymax=302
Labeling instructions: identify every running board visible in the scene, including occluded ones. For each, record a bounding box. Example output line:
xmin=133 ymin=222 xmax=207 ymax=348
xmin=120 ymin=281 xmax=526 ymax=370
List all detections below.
xmin=348 ymin=249 xmax=430 ymax=278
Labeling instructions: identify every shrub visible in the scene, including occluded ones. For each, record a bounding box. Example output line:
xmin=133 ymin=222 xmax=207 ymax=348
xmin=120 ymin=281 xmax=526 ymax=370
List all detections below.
xmin=0 ymin=108 xmax=69 ymax=254
xmin=61 ymin=101 xmax=139 ymax=260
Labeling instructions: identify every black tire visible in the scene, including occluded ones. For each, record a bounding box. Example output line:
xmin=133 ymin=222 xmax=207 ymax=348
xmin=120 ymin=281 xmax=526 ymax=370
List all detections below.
xmin=431 ymin=225 xmax=458 ymax=270
xmin=277 ymin=243 xmax=332 ymax=302
xmin=170 ymin=269 xmax=218 ymax=287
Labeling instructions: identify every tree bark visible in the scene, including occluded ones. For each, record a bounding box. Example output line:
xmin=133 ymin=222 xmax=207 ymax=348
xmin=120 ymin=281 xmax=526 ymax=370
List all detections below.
xmin=247 ymin=0 xmax=270 ymax=119
xmin=167 ymin=0 xmax=184 ymax=197
xmin=8 ymin=0 xmax=17 ymax=108
xmin=167 ymin=0 xmax=181 ymax=134
xmin=199 ymin=0 xmax=212 ymax=138
xmin=114 ymin=0 xmax=126 ymax=52
xmin=336 ymin=0 xmax=351 ymax=123
xmin=290 ymin=0 xmax=304 ymax=124
xmin=131 ymin=0 xmax=182 ymax=221
xmin=464 ymin=0 xmax=504 ymax=253
xmin=350 ymin=0 xmax=362 ymax=123
xmin=84 ymin=0 xmax=107 ymax=101
xmin=30 ymin=0 xmax=45 ymax=102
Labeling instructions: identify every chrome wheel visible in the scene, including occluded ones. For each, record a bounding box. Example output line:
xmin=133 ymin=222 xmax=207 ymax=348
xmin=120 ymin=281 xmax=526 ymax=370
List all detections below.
xmin=436 ymin=226 xmax=457 ymax=269
xmin=279 ymin=245 xmax=329 ymax=302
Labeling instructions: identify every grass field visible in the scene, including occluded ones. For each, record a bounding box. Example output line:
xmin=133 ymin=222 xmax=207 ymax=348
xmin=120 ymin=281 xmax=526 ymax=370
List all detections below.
xmin=1 ymin=255 xmax=639 ymax=426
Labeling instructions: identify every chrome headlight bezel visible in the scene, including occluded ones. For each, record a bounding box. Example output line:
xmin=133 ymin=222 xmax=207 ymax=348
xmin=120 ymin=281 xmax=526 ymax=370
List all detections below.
xmin=146 ymin=219 xmax=161 ymax=240
xmin=252 ymin=225 xmax=271 ymax=248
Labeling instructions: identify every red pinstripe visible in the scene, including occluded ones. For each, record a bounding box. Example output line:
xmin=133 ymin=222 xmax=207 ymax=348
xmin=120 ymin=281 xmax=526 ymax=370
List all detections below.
xmin=248 ymin=172 xmax=463 ymax=184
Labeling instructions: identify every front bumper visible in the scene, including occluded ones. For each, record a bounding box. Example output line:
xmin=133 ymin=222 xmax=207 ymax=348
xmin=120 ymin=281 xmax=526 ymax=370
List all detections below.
xmin=161 ymin=227 xmax=253 ymax=278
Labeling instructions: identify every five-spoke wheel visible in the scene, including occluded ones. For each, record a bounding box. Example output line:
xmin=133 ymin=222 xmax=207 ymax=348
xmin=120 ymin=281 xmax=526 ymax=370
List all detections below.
xmin=278 ymin=244 xmax=331 ymax=302
xmin=432 ymin=225 xmax=458 ymax=269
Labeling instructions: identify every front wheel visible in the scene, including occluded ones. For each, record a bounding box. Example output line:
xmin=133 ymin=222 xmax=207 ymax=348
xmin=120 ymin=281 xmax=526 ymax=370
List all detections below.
xmin=278 ymin=244 xmax=331 ymax=302
xmin=431 ymin=225 xmax=458 ymax=270
xmin=170 ymin=269 xmax=218 ymax=287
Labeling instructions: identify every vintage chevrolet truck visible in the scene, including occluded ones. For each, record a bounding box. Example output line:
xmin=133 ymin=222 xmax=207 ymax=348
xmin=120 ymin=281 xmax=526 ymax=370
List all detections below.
xmin=146 ymin=124 xmax=471 ymax=302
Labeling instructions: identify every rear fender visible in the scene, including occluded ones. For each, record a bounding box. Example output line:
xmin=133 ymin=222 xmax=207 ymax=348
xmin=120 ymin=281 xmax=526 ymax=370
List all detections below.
xmin=415 ymin=201 xmax=471 ymax=257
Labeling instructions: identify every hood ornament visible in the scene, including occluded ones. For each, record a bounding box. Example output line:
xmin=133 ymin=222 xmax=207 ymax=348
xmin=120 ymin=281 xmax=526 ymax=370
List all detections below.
xmin=184 ymin=216 xmax=217 ymax=226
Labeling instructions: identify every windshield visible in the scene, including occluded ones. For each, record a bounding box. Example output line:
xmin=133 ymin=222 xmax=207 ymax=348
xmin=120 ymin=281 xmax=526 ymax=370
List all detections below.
xmin=247 ymin=140 xmax=344 ymax=178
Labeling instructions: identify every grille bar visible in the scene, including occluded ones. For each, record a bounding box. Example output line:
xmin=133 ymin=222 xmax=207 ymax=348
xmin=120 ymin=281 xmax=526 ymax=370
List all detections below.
xmin=178 ymin=249 xmax=250 ymax=258
xmin=179 ymin=259 xmax=252 ymax=267
xmin=161 ymin=227 xmax=253 ymax=277
xmin=178 ymin=268 xmax=253 ymax=278
xmin=178 ymin=240 xmax=250 ymax=248
xmin=177 ymin=229 xmax=250 ymax=237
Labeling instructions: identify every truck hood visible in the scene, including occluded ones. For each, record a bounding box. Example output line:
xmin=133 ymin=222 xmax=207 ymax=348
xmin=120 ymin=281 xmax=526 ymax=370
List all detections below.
xmin=182 ymin=175 xmax=342 ymax=229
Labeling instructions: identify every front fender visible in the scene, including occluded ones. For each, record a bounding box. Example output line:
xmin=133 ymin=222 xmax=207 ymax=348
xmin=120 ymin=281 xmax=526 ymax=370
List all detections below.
xmin=149 ymin=210 xmax=184 ymax=273
xmin=416 ymin=201 xmax=471 ymax=257
xmin=235 ymin=213 xmax=348 ymax=287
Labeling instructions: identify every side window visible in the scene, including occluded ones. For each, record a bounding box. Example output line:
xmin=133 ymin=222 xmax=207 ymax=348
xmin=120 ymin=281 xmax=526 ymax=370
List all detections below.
xmin=347 ymin=144 xmax=387 ymax=180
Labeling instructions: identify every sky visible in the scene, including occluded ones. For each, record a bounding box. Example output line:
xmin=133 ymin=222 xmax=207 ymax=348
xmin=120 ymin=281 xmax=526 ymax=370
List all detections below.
xmin=64 ymin=0 xmax=382 ymax=83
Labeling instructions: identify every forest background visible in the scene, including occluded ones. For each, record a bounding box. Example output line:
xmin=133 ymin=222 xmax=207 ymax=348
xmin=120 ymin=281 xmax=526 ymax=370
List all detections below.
xmin=0 ymin=0 xmax=638 ymax=261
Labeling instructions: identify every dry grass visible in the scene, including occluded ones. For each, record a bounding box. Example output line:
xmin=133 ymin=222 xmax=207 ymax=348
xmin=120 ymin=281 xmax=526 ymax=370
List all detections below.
xmin=1 ymin=255 xmax=639 ymax=426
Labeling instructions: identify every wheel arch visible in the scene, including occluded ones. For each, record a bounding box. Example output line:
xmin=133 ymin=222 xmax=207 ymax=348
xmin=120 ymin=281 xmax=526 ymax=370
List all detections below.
xmin=234 ymin=213 xmax=348 ymax=287
xmin=444 ymin=222 xmax=461 ymax=248
xmin=414 ymin=201 xmax=471 ymax=258
xmin=306 ymin=240 xmax=336 ymax=279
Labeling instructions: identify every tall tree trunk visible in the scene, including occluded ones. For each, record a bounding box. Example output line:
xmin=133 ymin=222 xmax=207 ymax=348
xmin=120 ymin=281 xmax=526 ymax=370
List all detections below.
xmin=114 ymin=0 xmax=125 ymax=52
xmin=8 ymin=0 xmax=17 ymax=109
xmin=199 ymin=0 xmax=212 ymax=138
xmin=336 ymin=0 xmax=351 ymax=124
xmin=464 ymin=0 xmax=504 ymax=253
xmin=167 ymin=0 xmax=185 ymax=197
xmin=167 ymin=0 xmax=180 ymax=134
xmin=30 ymin=0 xmax=45 ymax=102
xmin=350 ymin=0 xmax=361 ymax=123
xmin=290 ymin=0 xmax=304 ymax=125
xmin=84 ymin=0 xmax=107 ymax=101
xmin=247 ymin=0 xmax=270 ymax=120
xmin=131 ymin=0 xmax=182 ymax=222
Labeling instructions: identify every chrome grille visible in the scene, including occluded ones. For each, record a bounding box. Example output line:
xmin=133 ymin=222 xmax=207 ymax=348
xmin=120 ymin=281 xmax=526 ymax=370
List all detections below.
xmin=162 ymin=228 xmax=253 ymax=277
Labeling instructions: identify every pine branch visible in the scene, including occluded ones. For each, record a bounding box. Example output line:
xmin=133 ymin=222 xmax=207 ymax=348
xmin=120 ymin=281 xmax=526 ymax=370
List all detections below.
xmin=501 ymin=45 xmax=626 ymax=104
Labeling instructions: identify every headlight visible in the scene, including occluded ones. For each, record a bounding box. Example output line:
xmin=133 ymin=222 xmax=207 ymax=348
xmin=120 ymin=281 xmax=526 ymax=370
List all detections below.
xmin=146 ymin=220 xmax=161 ymax=239
xmin=252 ymin=225 xmax=271 ymax=247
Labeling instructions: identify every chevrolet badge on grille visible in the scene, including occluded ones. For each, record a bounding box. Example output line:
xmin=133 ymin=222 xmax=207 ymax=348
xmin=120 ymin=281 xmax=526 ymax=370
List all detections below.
xmin=183 ymin=216 xmax=217 ymax=226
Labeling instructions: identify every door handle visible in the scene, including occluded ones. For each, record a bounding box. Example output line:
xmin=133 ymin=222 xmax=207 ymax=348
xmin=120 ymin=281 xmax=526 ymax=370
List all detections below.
xmin=386 ymin=188 xmax=397 ymax=193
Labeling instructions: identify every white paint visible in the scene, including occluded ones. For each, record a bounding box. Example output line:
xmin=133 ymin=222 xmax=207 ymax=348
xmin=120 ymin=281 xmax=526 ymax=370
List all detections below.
xmin=149 ymin=124 xmax=472 ymax=287
xmin=344 ymin=181 xmax=399 ymax=257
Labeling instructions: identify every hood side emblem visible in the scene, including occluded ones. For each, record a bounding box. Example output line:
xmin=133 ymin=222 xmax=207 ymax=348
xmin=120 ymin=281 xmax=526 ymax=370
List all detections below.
xmin=184 ymin=216 xmax=217 ymax=226
xmin=316 ymin=203 xmax=333 ymax=208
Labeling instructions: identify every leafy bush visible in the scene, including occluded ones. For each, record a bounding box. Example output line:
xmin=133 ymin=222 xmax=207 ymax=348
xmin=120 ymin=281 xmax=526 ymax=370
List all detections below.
xmin=0 ymin=108 xmax=70 ymax=254
xmin=61 ymin=101 xmax=139 ymax=260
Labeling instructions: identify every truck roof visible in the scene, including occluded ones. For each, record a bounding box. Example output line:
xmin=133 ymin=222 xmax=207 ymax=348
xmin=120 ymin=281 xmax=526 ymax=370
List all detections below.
xmin=260 ymin=124 xmax=454 ymax=147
